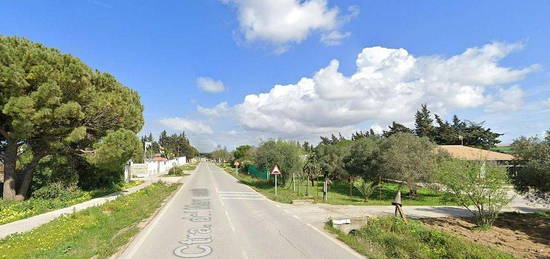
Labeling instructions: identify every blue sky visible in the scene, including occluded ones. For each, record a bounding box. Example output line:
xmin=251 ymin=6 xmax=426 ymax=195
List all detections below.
xmin=1 ymin=0 xmax=549 ymax=151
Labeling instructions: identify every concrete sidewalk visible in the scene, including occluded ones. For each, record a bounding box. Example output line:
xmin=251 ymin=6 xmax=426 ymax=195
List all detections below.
xmin=0 ymin=176 xmax=185 ymax=239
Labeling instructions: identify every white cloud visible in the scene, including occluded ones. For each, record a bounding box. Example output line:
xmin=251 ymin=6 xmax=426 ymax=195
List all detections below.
xmin=201 ymin=42 xmax=535 ymax=138
xmin=197 ymin=102 xmax=230 ymax=117
xmin=543 ymin=98 xmax=550 ymax=108
xmin=320 ymin=31 xmax=351 ymax=46
xmin=222 ymin=0 xmax=356 ymax=50
xmin=158 ymin=118 xmax=214 ymax=135
xmin=197 ymin=77 xmax=225 ymax=93
xmin=485 ymin=85 xmax=526 ymax=113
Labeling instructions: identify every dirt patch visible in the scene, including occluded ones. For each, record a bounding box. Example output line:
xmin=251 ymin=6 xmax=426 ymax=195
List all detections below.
xmin=421 ymin=213 xmax=550 ymax=259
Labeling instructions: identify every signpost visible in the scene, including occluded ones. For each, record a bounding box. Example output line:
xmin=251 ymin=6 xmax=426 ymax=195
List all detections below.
xmin=270 ymin=164 xmax=282 ymax=196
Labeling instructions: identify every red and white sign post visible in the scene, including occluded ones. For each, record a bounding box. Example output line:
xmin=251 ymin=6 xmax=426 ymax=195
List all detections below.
xmin=270 ymin=164 xmax=282 ymax=196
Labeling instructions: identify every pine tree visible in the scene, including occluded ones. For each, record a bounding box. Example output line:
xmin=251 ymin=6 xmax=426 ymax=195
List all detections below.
xmin=414 ymin=104 xmax=435 ymax=140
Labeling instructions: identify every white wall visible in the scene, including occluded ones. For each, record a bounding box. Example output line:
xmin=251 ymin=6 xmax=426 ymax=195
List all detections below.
xmin=127 ymin=156 xmax=187 ymax=179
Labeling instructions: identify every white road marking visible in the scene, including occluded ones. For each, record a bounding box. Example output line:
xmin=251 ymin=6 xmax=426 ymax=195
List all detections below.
xmin=224 ymin=210 xmax=236 ymax=232
xmin=292 ymin=215 xmax=300 ymax=220
xmin=218 ymin=191 xmax=263 ymax=200
xmin=221 ymin=169 xmax=365 ymax=258
xmin=218 ymin=191 xmax=258 ymax=194
xmin=306 ymin=223 xmax=364 ymax=259
xmin=221 ymin=197 xmax=264 ymax=200
xmin=120 ymin=178 xmax=190 ymax=259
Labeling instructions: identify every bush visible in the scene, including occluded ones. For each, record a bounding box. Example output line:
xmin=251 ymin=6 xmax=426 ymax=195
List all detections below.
xmin=31 ymin=182 xmax=84 ymax=201
xmin=354 ymin=179 xmax=377 ymax=202
xmin=168 ymin=166 xmax=185 ymax=176
xmin=436 ymin=158 xmax=512 ymax=227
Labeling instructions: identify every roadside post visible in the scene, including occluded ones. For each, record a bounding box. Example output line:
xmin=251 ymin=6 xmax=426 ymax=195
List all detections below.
xmin=392 ymin=191 xmax=407 ymax=223
xmin=270 ymin=164 xmax=282 ymax=196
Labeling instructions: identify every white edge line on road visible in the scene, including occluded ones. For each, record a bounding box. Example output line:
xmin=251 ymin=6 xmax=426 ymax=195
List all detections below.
xmin=222 ymin=167 xmax=365 ymax=259
xmin=224 ymin=209 xmax=236 ymax=232
xmin=306 ymin=223 xmax=364 ymax=259
xmin=119 ymin=169 xmax=194 ymax=259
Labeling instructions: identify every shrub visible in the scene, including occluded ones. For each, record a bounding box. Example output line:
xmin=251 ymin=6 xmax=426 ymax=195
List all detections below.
xmin=32 ymin=182 xmax=84 ymax=201
xmin=355 ymin=179 xmax=377 ymax=202
xmin=436 ymin=158 xmax=512 ymax=227
xmin=168 ymin=166 xmax=184 ymax=175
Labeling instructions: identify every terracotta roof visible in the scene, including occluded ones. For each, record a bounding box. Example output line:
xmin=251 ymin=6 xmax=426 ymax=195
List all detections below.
xmin=152 ymin=156 xmax=168 ymax=162
xmin=437 ymin=145 xmax=514 ymax=161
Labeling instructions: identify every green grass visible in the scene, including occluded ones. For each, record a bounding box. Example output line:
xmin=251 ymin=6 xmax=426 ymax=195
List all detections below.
xmin=178 ymin=163 xmax=197 ymax=171
xmin=0 ymin=180 xmax=145 ymax=225
xmin=0 ymin=182 xmax=179 ymax=259
xmin=120 ymin=180 xmax=144 ymax=189
xmin=490 ymin=146 xmax=515 ymax=154
xmin=223 ymin=167 xmax=459 ymax=206
xmin=325 ymin=217 xmax=515 ymax=259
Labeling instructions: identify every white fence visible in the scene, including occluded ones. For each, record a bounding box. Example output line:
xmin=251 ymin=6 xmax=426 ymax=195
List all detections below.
xmin=124 ymin=156 xmax=187 ymax=180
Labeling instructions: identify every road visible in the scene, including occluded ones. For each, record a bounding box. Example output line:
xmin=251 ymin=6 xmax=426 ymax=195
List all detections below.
xmin=119 ymin=162 xmax=363 ymax=259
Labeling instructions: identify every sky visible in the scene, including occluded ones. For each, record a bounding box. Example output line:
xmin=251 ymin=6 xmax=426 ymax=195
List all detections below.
xmin=1 ymin=0 xmax=550 ymax=152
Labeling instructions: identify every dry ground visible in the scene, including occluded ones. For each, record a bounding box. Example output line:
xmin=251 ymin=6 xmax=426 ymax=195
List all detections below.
xmin=421 ymin=213 xmax=550 ymax=259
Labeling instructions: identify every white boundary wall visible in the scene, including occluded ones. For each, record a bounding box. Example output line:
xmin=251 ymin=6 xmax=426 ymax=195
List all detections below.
xmin=125 ymin=156 xmax=187 ymax=179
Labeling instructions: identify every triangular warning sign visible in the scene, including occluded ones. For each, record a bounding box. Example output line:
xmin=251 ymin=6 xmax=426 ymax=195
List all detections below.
xmin=270 ymin=164 xmax=282 ymax=175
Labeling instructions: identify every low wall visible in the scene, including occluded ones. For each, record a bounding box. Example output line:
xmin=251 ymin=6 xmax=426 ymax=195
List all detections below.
xmin=126 ymin=156 xmax=187 ymax=179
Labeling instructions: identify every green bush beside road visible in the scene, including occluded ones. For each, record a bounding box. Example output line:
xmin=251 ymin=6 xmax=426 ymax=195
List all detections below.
xmin=165 ymin=164 xmax=196 ymax=176
xmin=325 ymin=217 xmax=515 ymax=259
xmin=0 ymin=182 xmax=178 ymax=259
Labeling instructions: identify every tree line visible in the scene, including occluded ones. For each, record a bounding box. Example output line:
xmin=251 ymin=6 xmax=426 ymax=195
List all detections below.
xmin=141 ymin=130 xmax=199 ymax=160
xmin=222 ymin=106 xmax=549 ymax=226
xmin=383 ymin=104 xmax=502 ymax=149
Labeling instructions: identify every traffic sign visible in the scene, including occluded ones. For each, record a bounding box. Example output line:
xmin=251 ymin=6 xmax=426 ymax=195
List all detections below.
xmin=270 ymin=164 xmax=282 ymax=175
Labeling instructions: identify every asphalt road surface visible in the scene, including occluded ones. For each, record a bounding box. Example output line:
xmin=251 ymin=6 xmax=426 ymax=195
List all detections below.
xmin=119 ymin=162 xmax=363 ymax=259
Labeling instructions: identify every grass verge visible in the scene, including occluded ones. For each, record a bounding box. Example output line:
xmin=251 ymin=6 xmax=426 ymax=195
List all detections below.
xmin=0 ymin=182 xmax=178 ymax=259
xmin=0 ymin=180 xmax=145 ymax=225
xmin=325 ymin=216 xmax=515 ymax=259
xmin=222 ymin=167 xmax=458 ymax=206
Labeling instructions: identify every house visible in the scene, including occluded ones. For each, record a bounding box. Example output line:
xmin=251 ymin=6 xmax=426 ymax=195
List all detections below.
xmin=151 ymin=153 xmax=168 ymax=162
xmin=437 ymin=145 xmax=514 ymax=164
